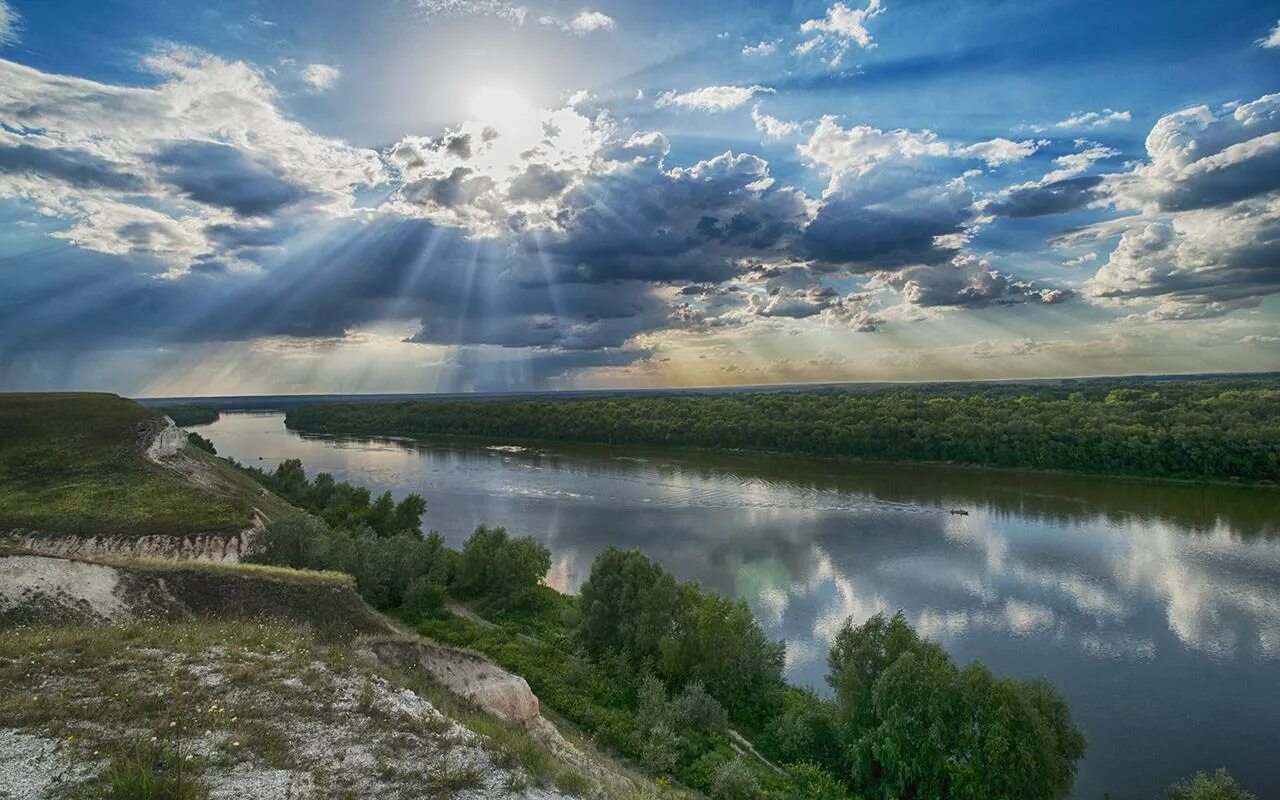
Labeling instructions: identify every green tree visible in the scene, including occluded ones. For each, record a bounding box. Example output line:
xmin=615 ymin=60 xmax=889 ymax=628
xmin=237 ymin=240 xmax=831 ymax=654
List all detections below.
xmin=1168 ymin=770 xmax=1256 ymax=800
xmin=454 ymin=525 xmax=551 ymax=606
xmin=576 ymin=547 xmax=682 ymax=663
xmin=832 ymin=615 xmax=1086 ymax=800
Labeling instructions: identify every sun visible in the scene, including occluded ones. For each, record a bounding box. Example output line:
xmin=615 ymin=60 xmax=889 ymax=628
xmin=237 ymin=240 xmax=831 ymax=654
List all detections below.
xmin=468 ymin=83 xmax=537 ymax=131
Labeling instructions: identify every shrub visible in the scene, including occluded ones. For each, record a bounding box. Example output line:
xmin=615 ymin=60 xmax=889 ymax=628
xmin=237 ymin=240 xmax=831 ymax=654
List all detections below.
xmin=1168 ymin=769 xmax=1257 ymax=800
xmin=709 ymin=758 xmax=761 ymax=800
xmin=103 ymin=738 xmax=208 ymax=800
xmin=454 ymin=525 xmax=551 ymax=607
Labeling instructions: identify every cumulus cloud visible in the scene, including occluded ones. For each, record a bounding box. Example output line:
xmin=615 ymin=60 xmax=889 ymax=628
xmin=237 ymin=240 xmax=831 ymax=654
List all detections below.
xmin=564 ymin=10 xmax=615 ymax=33
xmin=656 ymin=85 xmax=773 ymax=113
xmin=1080 ymin=93 xmax=1280 ymax=315
xmin=1108 ymin=94 xmax=1280 ymax=212
xmin=987 ymin=175 xmax=1105 ymax=218
xmin=751 ymin=105 xmax=801 ymax=140
xmin=1043 ymin=141 xmax=1118 ymax=182
xmin=301 ymin=63 xmax=341 ymax=90
xmin=872 ymin=254 xmax=1072 ymax=308
xmin=539 ymin=10 xmax=615 ymax=34
xmin=797 ymin=0 xmax=885 ymax=64
xmin=743 ymin=40 xmax=778 ymax=57
xmin=0 ymin=49 xmax=383 ymax=273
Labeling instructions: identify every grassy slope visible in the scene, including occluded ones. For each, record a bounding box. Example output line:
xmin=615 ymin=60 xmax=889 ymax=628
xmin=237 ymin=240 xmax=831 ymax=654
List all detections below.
xmin=0 ymin=393 xmax=288 ymax=538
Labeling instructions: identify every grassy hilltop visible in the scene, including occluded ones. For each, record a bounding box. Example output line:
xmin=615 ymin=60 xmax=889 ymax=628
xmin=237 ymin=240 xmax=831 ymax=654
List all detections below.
xmin=0 ymin=393 xmax=294 ymax=538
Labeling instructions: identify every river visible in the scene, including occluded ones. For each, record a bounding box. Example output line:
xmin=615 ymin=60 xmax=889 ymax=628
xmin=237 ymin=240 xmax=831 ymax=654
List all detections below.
xmin=199 ymin=411 xmax=1280 ymax=800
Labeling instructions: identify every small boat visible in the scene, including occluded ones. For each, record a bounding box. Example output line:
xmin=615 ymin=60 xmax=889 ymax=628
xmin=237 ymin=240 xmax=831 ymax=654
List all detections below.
xmin=949 ymin=508 xmax=970 ymax=516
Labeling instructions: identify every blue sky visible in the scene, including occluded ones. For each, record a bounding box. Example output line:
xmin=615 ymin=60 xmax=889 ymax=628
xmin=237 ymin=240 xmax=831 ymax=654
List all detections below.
xmin=0 ymin=0 xmax=1278 ymax=394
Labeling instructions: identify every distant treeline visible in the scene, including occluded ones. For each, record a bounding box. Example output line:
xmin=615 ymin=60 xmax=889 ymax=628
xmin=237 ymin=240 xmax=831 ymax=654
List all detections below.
xmin=158 ymin=405 xmax=220 ymax=426
xmin=285 ymin=379 xmax=1280 ymax=483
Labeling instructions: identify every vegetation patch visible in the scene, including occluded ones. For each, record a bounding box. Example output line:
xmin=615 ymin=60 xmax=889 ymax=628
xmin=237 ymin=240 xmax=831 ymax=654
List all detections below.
xmin=0 ymin=393 xmax=257 ymax=538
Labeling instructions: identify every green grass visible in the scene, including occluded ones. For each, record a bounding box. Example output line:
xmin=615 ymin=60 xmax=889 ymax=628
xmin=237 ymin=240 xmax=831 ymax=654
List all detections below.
xmin=0 ymin=393 xmax=264 ymax=537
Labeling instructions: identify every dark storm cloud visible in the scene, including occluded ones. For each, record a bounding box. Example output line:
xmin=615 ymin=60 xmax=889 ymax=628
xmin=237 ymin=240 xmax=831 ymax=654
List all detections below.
xmin=802 ymin=163 xmax=974 ymax=269
xmin=987 ymin=176 xmax=1105 ymax=218
xmin=155 ymin=141 xmax=310 ymax=217
xmin=402 ymin=167 xmax=495 ymax=209
xmin=517 ymin=152 xmax=808 ymax=285
xmin=876 ymin=256 xmax=1075 ymax=308
xmin=0 ymin=217 xmax=677 ymax=354
xmin=0 ymin=144 xmax=144 ymax=191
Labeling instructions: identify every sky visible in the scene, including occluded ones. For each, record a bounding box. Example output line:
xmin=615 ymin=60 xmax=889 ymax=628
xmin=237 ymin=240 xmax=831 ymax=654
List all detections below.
xmin=0 ymin=0 xmax=1277 ymax=395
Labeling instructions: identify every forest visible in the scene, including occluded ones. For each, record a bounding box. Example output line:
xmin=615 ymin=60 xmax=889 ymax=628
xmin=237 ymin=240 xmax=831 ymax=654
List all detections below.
xmin=284 ymin=378 xmax=1280 ymax=483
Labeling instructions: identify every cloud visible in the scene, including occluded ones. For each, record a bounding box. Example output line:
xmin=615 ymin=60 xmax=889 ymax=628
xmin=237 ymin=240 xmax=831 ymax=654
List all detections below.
xmin=656 ymin=85 xmax=774 ymax=113
xmin=301 ymin=63 xmax=341 ymax=90
xmin=1043 ymin=142 xmax=1118 ymax=182
xmin=743 ymin=40 xmax=778 ymax=57
xmin=797 ymin=0 xmax=885 ymax=64
xmin=953 ymin=137 xmax=1041 ymax=167
xmin=0 ymin=0 xmax=19 ymax=46
xmin=0 ymin=143 xmax=145 ymax=191
xmin=1259 ymin=20 xmax=1280 ymax=48
xmin=751 ymin=105 xmax=801 ymax=140
xmin=969 ymin=337 xmax=1046 ymax=359
xmin=872 ymin=254 xmax=1072 ymax=308
xmin=0 ymin=49 xmax=383 ymax=272
xmin=564 ymin=10 xmax=615 ymax=34
xmin=1109 ymin=94 xmax=1280 ymax=212
xmin=986 ymin=175 xmax=1105 ymax=218
xmin=415 ymin=0 xmax=528 ymax=24
xmin=154 ymin=141 xmax=311 ymax=217
xmin=1079 ymin=93 xmax=1280 ymax=316
xmin=1037 ymin=108 xmax=1131 ymax=131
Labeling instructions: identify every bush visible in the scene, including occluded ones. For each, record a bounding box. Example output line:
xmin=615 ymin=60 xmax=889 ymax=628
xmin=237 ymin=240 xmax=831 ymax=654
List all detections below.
xmin=1168 ymin=769 xmax=1256 ymax=800
xmin=246 ymin=519 xmax=449 ymax=611
xmin=186 ymin=431 xmax=216 ymax=455
xmin=709 ymin=758 xmax=761 ymax=800
xmin=103 ymin=738 xmax=208 ymax=800
xmin=403 ymin=575 xmax=447 ymax=616
xmin=454 ymin=525 xmax=551 ymax=608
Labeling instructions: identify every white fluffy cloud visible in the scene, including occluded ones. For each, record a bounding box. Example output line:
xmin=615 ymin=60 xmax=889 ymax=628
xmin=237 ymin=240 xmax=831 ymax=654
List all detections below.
xmin=796 ymin=0 xmax=885 ymax=63
xmin=1042 ymin=141 xmax=1118 ymax=182
xmin=742 ymin=40 xmax=778 ymax=56
xmin=540 ymin=10 xmax=615 ymax=34
xmin=1083 ymin=93 xmax=1280 ymax=314
xmin=656 ymin=85 xmax=773 ymax=113
xmin=0 ymin=49 xmax=384 ymax=272
xmin=953 ymin=137 xmax=1042 ymax=167
xmin=751 ymin=105 xmax=801 ymax=140
xmin=301 ymin=63 xmax=341 ymax=90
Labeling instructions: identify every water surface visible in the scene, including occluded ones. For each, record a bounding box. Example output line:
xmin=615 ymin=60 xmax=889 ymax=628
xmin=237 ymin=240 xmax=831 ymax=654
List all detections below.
xmin=201 ymin=411 xmax=1280 ymax=800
